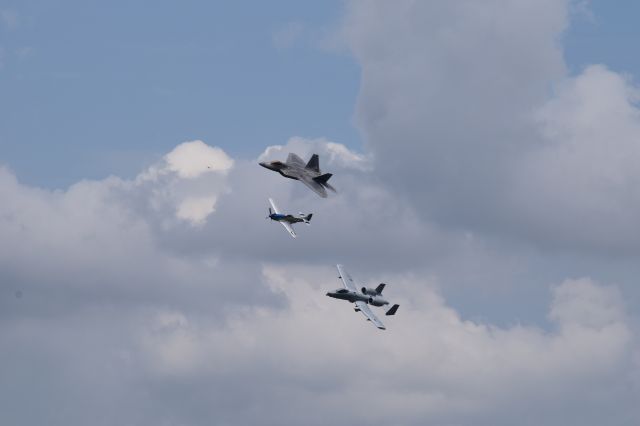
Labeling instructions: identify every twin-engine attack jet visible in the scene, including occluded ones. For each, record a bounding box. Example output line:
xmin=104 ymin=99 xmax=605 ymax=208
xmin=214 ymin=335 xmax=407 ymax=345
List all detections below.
xmin=326 ymin=264 xmax=399 ymax=330
xmin=267 ymin=198 xmax=312 ymax=238
xmin=259 ymin=153 xmax=336 ymax=198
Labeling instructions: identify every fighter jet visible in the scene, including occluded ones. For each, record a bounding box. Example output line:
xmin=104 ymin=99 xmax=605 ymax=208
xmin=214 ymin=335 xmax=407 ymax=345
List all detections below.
xmin=267 ymin=198 xmax=312 ymax=238
xmin=259 ymin=153 xmax=336 ymax=198
xmin=326 ymin=264 xmax=399 ymax=330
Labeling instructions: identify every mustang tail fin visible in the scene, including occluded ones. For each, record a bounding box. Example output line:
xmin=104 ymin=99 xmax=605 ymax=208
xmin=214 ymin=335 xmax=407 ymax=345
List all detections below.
xmin=304 ymin=213 xmax=312 ymax=223
xmin=306 ymin=154 xmax=320 ymax=172
xmin=386 ymin=304 xmax=399 ymax=316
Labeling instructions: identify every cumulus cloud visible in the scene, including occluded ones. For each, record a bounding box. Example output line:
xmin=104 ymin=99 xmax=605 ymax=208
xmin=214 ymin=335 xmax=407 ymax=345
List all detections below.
xmin=135 ymin=140 xmax=233 ymax=226
xmin=341 ymin=0 xmax=640 ymax=255
xmin=4 ymin=262 xmax=634 ymax=426
xmin=164 ymin=140 xmax=234 ymax=178
xmin=1 ymin=135 xmax=639 ymax=425
xmin=175 ymin=195 xmax=218 ymax=225
xmin=511 ymin=65 xmax=640 ymax=251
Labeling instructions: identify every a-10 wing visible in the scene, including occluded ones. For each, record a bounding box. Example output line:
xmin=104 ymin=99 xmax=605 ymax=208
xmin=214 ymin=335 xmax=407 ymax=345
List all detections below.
xmin=355 ymin=301 xmax=386 ymax=330
xmin=336 ymin=264 xmax=357 ymax=292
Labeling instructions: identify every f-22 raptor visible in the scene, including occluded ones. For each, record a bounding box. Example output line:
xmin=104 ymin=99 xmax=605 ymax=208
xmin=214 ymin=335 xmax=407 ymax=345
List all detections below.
xmin=259 ymin=153 xmax=336 ymax=198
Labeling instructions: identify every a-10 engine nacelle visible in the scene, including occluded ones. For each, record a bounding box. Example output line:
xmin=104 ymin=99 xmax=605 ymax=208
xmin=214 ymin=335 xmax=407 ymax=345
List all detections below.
xmin=361 ymin=287 xmax=378 ymax=296
xmin=362 ymin=287 xmax=388 ymax=306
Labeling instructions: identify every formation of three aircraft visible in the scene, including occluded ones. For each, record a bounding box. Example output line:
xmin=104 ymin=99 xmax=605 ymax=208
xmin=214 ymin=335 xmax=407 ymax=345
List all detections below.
xmin=260 ymin=153 xmax=400 ymax=330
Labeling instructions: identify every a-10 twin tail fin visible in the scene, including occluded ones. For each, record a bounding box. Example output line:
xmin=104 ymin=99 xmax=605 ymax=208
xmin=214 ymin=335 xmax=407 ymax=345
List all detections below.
xmin=386 ymin=304 xmax=399 ymax=316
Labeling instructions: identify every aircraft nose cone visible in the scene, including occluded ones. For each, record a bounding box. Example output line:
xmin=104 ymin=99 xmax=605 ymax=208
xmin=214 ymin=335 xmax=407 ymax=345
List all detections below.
xmin=259 ymin=161 xmax=276 ymax=171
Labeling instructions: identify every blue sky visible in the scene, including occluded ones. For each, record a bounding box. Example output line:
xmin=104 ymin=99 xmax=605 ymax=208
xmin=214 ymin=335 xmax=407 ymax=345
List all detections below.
xmin=0 ymin=0 xmax=359 ymax=187
xmin=565 ymin=0 xmax=640 ymax=75
xmin=1 ymin=0 xmax=640 ymax=188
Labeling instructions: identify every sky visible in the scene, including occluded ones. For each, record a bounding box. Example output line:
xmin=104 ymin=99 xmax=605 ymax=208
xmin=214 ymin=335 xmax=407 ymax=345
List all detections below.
xmin=2 ymin=1 xmax=640 ymax=425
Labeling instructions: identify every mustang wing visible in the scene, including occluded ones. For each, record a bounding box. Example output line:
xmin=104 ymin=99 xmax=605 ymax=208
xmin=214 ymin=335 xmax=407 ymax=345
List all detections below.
xmin=299 ymin=175 xmax=328 ymax=198
xmin=280 ymin=221 xmax=296 ymax=238
xmin=268 ymin=198 xmax=281 ymax=214
xmin=355 ymin=301 xmax=386 ymax=330
xmin=336 ymin=264 xmax=357 ymax=292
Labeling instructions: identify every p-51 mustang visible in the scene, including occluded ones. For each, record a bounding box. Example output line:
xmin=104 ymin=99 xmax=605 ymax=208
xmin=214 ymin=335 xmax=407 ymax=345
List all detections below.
xmin=267 ymin=198 xmax=312 ymax=238
xmin=326 ymin=264 xmax=399 ymax=330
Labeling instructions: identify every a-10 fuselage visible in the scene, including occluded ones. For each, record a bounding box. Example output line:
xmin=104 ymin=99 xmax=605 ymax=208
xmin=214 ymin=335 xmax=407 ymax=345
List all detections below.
xmin=326 ymin=288 xmax=389 ymax=307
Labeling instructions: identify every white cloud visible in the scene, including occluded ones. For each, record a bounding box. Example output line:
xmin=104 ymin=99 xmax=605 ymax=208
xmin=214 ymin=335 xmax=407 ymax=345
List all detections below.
xmin=549 ymin=277 xmax=626 ymax=329
xmin=135 ymin=141 xmax=232 ymax=225
xmin=165 ymin=140 xmax=234 ymax=179
xmin=510 ymin=65 xmax=640 ymax=251
xmin=176 ymin=195 xmax=217 ymax=226
xmin=134 ymin=266 xmax=638 ymax=425
xmin=341 ymin=0 xmax=640 ymax=255
xmin=0 ymin=135 xmax=639 ymax=425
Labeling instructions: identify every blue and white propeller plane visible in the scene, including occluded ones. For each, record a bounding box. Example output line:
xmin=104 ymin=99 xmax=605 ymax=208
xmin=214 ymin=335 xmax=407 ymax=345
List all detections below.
xmin=267 ymin=198 xmax=312 ymax=238
xmin=326 ymin=264 xmax=400 ymax=330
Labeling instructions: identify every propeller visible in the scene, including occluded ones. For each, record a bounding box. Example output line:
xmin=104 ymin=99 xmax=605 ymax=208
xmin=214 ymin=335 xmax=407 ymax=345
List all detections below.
xmin=266 ymin=207 xmax=273 ymax=220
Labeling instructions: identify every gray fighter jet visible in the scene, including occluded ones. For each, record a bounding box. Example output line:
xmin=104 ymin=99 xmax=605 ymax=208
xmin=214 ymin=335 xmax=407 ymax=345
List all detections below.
xmin=326 ymin=264 xmax=399 ymax=330
xmin=259 ymin=153 xmax=336 ymax=198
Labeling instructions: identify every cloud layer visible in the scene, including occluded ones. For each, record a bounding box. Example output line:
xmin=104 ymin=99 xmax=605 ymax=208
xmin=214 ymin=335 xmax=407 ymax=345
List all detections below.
xmin=2 ymin=1 xmax=640 ymax=425
xmin=2 ymin=136 xmax=639 ymax=425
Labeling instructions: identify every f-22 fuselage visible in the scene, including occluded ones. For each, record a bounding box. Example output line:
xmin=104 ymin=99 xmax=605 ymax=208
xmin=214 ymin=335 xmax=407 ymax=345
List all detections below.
xmin=260 ymin=153 xmax=336 ymax=198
